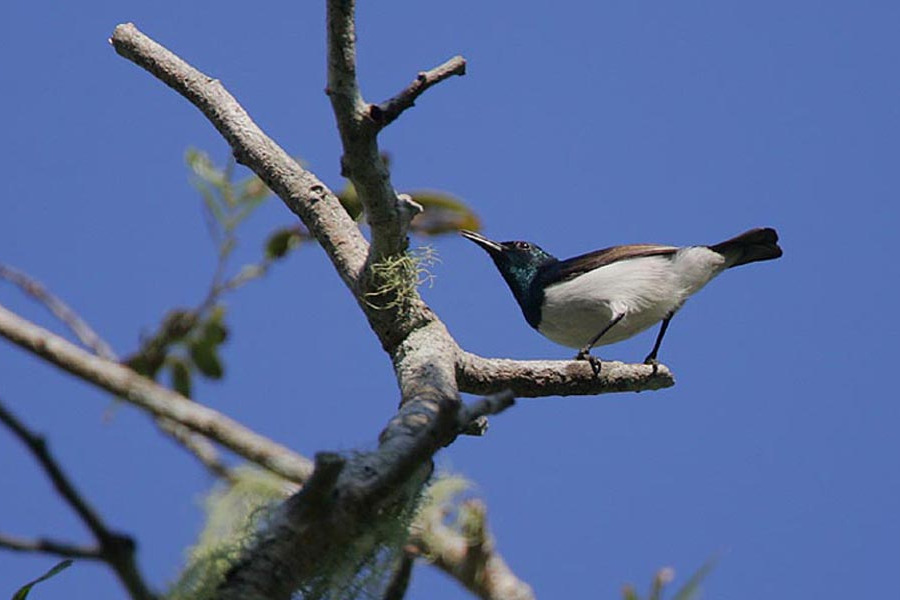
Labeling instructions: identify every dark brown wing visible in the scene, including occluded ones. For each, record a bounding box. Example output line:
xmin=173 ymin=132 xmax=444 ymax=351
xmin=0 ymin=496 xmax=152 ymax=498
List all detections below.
xmin=546 ymin=244 xmax=679 ymax=283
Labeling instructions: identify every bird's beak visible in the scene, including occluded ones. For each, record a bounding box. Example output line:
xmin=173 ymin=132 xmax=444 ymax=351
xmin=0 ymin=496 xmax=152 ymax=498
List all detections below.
xmin=460 ymin=230 xmax=503 ymax=254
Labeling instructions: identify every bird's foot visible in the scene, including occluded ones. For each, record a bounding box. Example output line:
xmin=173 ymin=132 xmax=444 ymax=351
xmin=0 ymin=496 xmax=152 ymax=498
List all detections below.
xmin=643 ymin=354 xmax=660 ymax=375
xmin=576 ymin=348 xmax=602 ymax=376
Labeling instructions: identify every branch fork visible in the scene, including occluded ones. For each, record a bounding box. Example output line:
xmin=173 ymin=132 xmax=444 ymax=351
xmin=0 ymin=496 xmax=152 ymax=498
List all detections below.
xmin=0 ymin=14 xmax=674 ymax=600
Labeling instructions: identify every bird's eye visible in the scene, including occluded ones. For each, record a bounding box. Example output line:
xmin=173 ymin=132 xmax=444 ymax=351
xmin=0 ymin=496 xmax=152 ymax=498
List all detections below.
xmin=514 ymin=242 xmax=530 ymax=250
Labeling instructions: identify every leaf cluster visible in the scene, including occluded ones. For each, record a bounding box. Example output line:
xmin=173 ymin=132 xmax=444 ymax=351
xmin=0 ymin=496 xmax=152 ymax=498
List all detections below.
xmin=124 ymin=305 xmax=229 ymax=398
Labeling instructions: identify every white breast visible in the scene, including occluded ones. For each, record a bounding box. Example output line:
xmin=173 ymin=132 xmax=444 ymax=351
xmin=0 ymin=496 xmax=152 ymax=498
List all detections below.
xmin=537 ymin=246 xmax=726 ymax=349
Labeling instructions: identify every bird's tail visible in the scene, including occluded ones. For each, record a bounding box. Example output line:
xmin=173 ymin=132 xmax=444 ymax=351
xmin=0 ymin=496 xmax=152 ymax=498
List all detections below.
xmin=710 ymin=227 xmax=783 ymax=268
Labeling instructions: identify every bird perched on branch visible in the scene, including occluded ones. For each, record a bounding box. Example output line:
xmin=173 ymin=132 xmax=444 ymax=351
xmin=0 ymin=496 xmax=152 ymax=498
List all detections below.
xmin=461 ymin=227 xmax=782 ymax=374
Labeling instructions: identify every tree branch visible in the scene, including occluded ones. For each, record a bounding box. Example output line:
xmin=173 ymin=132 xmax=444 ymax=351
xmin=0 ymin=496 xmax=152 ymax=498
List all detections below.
xmin=410 ymin=498 xmax=534 ymax=600
xmin=110 ymin=21 xmax=415 ymax=354
xmin=456 ymin=352 xmax=675 ymax=397
xmin=109 ymin=23 xmax=369 ymax=293
xmin=326 ymin=0 xmax=464 ymax=259
xmin=215 ymin=324 xmax=462 ymax=600
xmin=0 ymin=263 xmax=117 ymax=359
xmin=1 ymin=263 xmax=234 ymax=481
xmin=0 ymin=303 xmax=313 ymax=483
xmin=326 ymin=0 xmax=398 ymax=257
xmin=381 ymin=553 xmax=414 ymax=600
xmin=0 ymin=533 xmax=100 ymax=560
xmin=108 ymin=26 xmax=480 ymax=599
xmin=155 ymin=418 xmax=236 ymax=482
xmin=104 ymin=21 xmax=675 ymax=600
xmin=0 ymin=398 xmax=156 ymax=600
xmin=325 ymin=0 xmax=363 ymax=117
xmin=370 ymin=56 xmax=467 ymax=128
xmin=459 ymin=390 xmax=516 ymax=436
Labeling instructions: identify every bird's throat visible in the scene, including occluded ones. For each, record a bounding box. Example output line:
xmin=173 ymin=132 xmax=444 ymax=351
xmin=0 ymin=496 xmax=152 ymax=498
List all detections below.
xmin=492 ymin=258 xmax=545 ymax=329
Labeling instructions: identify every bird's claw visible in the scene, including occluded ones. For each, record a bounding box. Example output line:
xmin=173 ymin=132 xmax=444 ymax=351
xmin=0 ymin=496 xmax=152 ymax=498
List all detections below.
xmin=643 ymin=355 xmax=660 ymax=375
xmin=576 ymin=349 xmax=602 ymax=377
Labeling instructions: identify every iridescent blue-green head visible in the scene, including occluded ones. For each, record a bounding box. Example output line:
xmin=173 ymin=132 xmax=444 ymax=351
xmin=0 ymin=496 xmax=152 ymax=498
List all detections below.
xmin=461 ymin=230 xmax=557 ymax=328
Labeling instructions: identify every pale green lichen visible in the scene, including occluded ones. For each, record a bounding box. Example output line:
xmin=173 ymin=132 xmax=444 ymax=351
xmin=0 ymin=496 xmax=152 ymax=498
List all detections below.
xmin=166 ymin=466 xmax=294 ymax=600
xmin=165 ymin=466 xmax=476 ymax=600
xmin=363 ymin=246 xmax=439 ymax=311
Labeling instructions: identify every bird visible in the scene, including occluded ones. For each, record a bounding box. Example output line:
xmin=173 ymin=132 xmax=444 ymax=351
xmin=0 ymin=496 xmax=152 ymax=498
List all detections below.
xmin=461 ymin=227 xmax=782 ymax=373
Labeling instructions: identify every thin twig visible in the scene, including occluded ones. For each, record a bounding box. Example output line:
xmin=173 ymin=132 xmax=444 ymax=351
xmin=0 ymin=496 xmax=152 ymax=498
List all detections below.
xmin=0 ymin=533 xmax=100 ymax=560
xmin=0 ymin=398 xmax=156 ymax=600
xmin=0 ymin=400 xmax=109 ymax=536
xmin=371 ymin=56 xmax=467 ymax=128
xmin=0 ymin=264 xmax=116 ymax=359
xmin=155 ymin=418 xmax=236 ymax=482
xmin=459 ymin=389 xmax=515 ymax=436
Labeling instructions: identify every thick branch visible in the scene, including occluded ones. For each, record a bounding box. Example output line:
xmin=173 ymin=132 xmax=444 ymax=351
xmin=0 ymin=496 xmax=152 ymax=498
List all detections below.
xmin=456 ymin=352 xmax=675 ymax=397
xmin=0 ymin=303 xmax=313 ymax=483
xmin=371 ymin=56 xmax=467 ymax=128
xmin=216 ymin=322 xmax=462 ymax=600
xmin=0 ymin=399 xmax=155 ymax=600
xmin=365 ymin=322 xmax=463 ymax=500
xmin=109 ymin=23 xmax=368 ymax=292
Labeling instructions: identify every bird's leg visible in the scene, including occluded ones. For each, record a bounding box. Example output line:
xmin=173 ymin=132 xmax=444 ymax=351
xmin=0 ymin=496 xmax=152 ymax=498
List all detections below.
xmin=643 ymin=314 xmax=673 ymax=374
xmin=576 ymin=312 xmax=625 ymax=375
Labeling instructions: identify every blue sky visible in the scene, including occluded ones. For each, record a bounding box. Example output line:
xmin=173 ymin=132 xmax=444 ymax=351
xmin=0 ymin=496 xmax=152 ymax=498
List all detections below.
xmin=2 ymin=1 xmax=899 ymax=598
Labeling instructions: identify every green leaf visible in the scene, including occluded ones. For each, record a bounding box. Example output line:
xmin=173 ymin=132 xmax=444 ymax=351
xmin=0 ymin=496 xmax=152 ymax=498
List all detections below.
xmin=161 ymin=310 xmax=198 ymax=342
xmin=265 ymin=227 xmax=301 ymax=260
xmin=170 ymin=358 xmax=193 ymax=398
xmin=649 ymin=567 xmax=673 ymax=600
xmin=408 ymin=190 xmax=481 ymax=235
xmin=203 ymin=321 xmax=229 ymax=346
xmin=186 ymin=148 xmax=227 ymax=187
xmin=190 ymin=341 xmax=224 ymax=379
xmin=13 ymin=560 xmax=73 ymax=600
xmin=337 ymin=182 xmax=363 ymax=220
xmin=124 ymin=352 xmax=165 ymax=379
xmin=201 ymin=311 xmax=229 ymax=346
xmin=226 ymin=185 xmax=268 ymax=231
xmin=621 ymin=584 xmax=639 ymax=600
xmin=199 ymin=185 xmax=226 ymax=229
xmin=671 ymin=559 xmax=717 ymax=600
